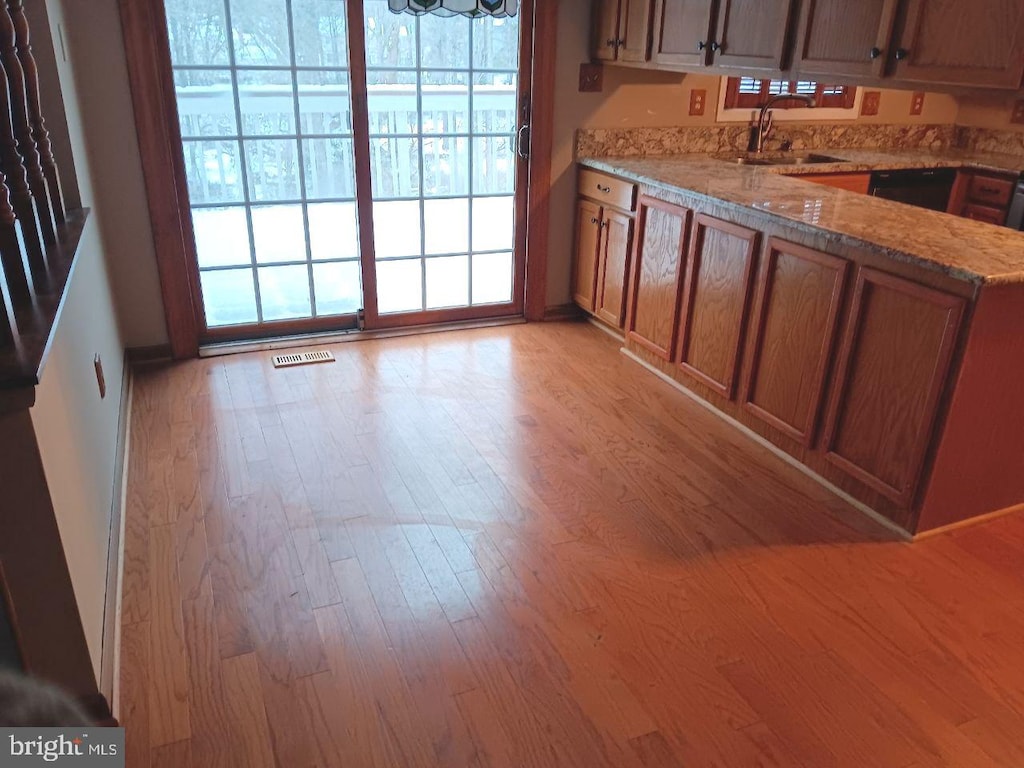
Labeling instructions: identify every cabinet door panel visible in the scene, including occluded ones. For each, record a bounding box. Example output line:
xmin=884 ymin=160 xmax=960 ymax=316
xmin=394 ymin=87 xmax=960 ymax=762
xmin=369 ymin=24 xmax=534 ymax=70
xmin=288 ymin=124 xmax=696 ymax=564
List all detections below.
xmin=893 ymin=0 xmax=1024 ymax=88
xmin=677 ymin=215 xmax=759 ymax=398
xmin=793 ymin=0 xmax=898 ymax=79
xmin=620 ymin=0 xmax=654 ymax=62
xmin=594 ymin=0 xmax=622 ymax=61
xmin=652 ymin=0 xmax=717 ymax=68
xmin=713 ymin=0 xmax=796 ymax=71
xmin=742 ymin=239 xmax=848 ymax=445
xmin=822 ymin=268 xmax=964 ymax=505
xmin=573 ymin=199 xmax=603 ymax=313
xmin=595 ymin=210 xmax=634 ymax=329
xmin=626 ymin=197 xmax=691 ymax=359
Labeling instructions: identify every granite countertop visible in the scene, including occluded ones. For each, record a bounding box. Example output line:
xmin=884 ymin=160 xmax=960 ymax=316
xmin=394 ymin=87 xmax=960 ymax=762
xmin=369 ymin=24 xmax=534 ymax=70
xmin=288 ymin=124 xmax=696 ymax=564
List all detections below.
xmin=578 ymin=149 xmax=1024 ymax=286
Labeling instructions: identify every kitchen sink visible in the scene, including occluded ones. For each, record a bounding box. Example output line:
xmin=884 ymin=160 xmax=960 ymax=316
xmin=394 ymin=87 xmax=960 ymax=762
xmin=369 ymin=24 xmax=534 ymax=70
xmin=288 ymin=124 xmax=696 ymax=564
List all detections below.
xmin=714 ymin=152 xmax=849 ymax=166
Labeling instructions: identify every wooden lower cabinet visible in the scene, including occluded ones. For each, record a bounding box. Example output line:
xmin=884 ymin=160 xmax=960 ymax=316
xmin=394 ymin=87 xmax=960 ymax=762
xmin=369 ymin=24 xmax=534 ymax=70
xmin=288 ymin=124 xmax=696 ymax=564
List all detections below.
xmin=626 ymin=196 xmax=691 ymax=359
xmin=573 ymin=199 xmax=602 ymax=312
xmin=676 ymin=214 xmax=759 ymax=398
xmin=574 ymin=169 xmax=637 ymax=330
xmin=821 ymin=267 xmax=964 ymax=506
xmin=741 ymin=239 xmax=849 ymax=445
xmin=595 ymin=210 xmax=634 ymax=327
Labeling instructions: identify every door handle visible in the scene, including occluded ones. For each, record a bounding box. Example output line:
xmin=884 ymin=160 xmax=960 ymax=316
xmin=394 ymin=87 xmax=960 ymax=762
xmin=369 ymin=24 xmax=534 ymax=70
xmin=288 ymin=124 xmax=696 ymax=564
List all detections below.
xmin=516 ymin=123 xmax=530 ymax=159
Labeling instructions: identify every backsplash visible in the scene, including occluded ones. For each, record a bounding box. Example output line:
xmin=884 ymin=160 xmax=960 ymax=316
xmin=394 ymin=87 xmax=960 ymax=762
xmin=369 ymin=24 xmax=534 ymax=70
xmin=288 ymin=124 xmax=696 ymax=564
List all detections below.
xmin=955 ymin=127 xmax=1024 ymax=156
xmin=575 ymin=123 xmax=957 ymax=158
xmin=576 ymin=124 xmax=1024 ymax=159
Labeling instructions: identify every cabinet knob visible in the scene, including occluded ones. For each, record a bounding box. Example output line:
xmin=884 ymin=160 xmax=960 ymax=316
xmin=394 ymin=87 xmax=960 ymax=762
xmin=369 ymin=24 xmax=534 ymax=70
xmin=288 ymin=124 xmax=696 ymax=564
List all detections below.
xmin=869 ymin=46 xmax=882 ymax=59
xmin=590 ymin=216 xmax=599 ymax=224
xmin=597 ymin=184 xmax=612 ymax=194
xmin=709 ymin=41 xmax=721 ymax=52
xmin=697 ymin=40 xmax=707 ymax=51
xmin=894 ymin=47 xmax=909 ymax=61
xmin=606 ymin=38 xmax=618 ymax=47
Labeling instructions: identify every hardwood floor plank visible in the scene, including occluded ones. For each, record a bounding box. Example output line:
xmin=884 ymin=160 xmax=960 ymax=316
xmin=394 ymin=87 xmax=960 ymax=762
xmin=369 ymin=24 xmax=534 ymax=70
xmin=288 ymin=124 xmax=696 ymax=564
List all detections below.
xmin=147 ymin=524 xmax=191 ymax=746
xmin=119 ymin=621 xmax=151 ymax=768
xmin=120 ymin=322 xmax=1024 ymax=768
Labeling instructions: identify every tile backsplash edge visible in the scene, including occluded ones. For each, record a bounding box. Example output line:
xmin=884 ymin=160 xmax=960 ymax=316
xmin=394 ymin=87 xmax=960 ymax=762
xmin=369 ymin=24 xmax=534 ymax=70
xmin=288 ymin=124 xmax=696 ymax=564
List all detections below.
xmin=575 ymin=124 xmax=1024 ymax=159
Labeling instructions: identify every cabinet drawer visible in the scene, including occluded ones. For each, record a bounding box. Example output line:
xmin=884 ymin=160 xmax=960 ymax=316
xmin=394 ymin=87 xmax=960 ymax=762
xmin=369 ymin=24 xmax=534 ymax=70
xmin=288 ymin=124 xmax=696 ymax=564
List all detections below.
xmin=962 ymin=203 xmax=1007 ymax=226
xmin=579 ymin=168 xmax=637 ymax=211
xmin=966 ymin=174 xmax=1014 ymax=207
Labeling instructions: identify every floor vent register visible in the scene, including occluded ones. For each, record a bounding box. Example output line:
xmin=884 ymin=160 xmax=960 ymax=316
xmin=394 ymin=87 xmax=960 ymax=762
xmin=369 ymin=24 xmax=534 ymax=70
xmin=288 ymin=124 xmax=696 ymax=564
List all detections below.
xmin=271 ymin=349 xmax=336 ymax=368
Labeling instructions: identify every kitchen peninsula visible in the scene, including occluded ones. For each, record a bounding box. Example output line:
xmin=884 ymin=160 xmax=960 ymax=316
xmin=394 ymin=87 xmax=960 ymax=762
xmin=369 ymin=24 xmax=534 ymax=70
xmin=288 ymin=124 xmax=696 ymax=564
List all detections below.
xmin=572 ymin=145 xmax=1024 ymax=537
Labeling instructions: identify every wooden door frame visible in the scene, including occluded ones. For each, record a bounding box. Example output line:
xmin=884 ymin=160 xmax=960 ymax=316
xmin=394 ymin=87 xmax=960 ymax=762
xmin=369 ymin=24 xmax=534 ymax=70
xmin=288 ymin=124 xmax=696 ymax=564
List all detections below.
xmin=119 ymin=0 xmax=556 ymax=358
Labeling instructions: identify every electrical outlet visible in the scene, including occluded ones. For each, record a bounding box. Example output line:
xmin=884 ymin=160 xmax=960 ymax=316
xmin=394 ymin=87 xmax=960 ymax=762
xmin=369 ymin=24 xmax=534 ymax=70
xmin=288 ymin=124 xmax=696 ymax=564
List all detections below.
xmin=1010 ymin=99 xmax=1024 ymax=125
xmin=860 ymin=91 xmax=881 ymax=117
xmin=910 ymin=92 xmax=925 ymax=116
xmin=578 ymin=62 xmax=603 ymax=93
xmin=94 ymin=354 xmax=106 ymax=399
xmin=689 ymin=89 xmax=707 ymax=116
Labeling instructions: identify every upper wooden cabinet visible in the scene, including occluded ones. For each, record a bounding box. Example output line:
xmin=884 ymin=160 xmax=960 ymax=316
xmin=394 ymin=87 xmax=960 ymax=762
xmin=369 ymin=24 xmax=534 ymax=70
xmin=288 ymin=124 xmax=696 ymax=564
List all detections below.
xmin=889 ymin=0 xmax=1024 ymax=88
xmin=821 ymin=268 xmax=964 ymax=506
xmin=792 ymin=0 xmax=899 ymax=80
xmin=627 ymin=196 xmax=691 ymax=360
xmin=651 ymin=0 xmax=717 ymax=68
xmin=594 ymin=0 xmax=655 ymax=63
xmin=651 ymin=0 xmax=794 ymax=70
xmin=598 ymin=0 xmax=1024 ymax=89
xmin=713 ymin=0 xmax=798 ymax=71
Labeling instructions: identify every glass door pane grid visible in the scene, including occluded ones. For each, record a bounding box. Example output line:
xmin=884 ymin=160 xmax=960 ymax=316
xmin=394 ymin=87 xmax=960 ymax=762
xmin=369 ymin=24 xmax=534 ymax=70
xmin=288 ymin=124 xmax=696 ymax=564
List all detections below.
xmin=365 ymin=6 xmax=518 ymax=314
xmin=170 ymin=0 xmax=361 ymax=328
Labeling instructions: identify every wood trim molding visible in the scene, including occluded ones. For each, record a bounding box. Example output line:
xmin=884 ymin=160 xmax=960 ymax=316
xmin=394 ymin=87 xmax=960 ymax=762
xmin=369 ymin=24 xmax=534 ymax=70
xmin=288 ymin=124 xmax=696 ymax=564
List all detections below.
xmin=524 ymin=0 xmax=556 ymax=322
xmin=118 ymin=0 xmax=200 ymax=359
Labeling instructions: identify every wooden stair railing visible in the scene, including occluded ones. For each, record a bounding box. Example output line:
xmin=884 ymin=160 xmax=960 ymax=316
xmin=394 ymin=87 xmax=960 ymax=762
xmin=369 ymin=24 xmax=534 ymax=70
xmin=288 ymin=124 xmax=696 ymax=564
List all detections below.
xmin=0 ymin=4 xmax=53 ymax=246
xmin=0 ymin=55 xmax=43 ymax=283
xmin=0 ymin=0 xmax=72 ymax=352
xmin=7 ymin=0 xmax=63 ymax=226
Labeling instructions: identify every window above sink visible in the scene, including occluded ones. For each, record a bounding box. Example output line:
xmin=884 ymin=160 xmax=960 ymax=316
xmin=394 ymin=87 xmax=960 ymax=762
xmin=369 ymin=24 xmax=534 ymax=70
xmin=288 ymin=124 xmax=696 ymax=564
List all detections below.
xmin=717 ymin=77 xmax=863 ymax=123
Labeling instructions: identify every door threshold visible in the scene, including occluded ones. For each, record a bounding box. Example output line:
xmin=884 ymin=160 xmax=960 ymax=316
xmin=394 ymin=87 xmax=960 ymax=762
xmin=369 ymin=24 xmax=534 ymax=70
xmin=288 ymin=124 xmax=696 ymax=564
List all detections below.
xmin=198 ymin=315 xmax=526 ymax=358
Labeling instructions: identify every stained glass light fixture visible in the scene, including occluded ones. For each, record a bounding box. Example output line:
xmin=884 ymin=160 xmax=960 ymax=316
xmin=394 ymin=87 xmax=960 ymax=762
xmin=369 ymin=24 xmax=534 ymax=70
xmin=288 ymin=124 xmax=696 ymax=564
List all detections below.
xmin=388 ymin=0 xmax=518 ymax=17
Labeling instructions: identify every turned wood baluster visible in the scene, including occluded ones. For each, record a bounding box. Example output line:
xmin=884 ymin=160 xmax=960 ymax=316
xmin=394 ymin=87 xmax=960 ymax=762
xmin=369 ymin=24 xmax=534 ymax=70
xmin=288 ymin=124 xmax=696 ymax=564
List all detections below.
xmin=0 ymin=4 xmax=53 ymax=245
xmin=0 ymin=55 xmax=44 ymax=279
xmin=6 ymin=0 xmax=63 ymax=225
xmin=0 ymin=160 xmax=29 ymax=305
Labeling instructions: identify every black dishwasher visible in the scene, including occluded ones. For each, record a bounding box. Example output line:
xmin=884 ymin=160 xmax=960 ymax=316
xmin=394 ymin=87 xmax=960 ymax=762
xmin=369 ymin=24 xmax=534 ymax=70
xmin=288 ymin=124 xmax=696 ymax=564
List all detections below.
xmin=868 ymin=168 xmax=956 ymax=212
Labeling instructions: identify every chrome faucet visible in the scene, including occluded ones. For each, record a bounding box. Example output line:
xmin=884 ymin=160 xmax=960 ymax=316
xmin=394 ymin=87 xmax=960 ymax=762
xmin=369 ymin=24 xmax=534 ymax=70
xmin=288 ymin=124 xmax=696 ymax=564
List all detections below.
xmin=756 ymin=93 xmax=816 ymax=153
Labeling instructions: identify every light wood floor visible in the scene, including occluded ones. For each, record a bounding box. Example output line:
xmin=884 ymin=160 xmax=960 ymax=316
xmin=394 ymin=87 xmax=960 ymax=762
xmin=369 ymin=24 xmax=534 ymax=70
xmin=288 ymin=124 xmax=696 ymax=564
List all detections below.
xmin=120 ymin=321 xmax=1024 ymax=767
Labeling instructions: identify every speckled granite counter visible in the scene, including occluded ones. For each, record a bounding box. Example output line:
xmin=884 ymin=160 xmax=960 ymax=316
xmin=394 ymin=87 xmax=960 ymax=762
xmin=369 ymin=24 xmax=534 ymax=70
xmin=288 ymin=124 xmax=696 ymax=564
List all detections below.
xmin=578 ymin=150 xmax=1024 ymax=286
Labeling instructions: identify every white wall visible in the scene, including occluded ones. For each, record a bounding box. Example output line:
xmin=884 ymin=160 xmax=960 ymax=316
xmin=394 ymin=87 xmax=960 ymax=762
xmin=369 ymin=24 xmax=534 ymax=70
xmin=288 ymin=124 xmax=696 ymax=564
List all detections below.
xmin=51 ymin=0 xmax=169 ymax=349
xmin=17 ymin=0 xmax=141 ymax=681
xmin=30 ymin=218 xmax=125 ymax=681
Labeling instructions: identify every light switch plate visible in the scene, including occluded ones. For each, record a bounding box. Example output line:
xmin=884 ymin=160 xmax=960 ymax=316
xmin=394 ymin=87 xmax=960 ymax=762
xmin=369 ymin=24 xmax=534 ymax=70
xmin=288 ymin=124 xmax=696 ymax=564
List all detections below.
xmin=910 ymin=92 xmax=925 ymax=116
xmin=1010 ymin=99 xmax=1024 ymax=125
xmin=689 ymin=89 xmax=707 ymax=116
xmin=860 ymin=91 xmax=881 ymax=117
xmin=578 ymin=62 xmax=603 ymax=93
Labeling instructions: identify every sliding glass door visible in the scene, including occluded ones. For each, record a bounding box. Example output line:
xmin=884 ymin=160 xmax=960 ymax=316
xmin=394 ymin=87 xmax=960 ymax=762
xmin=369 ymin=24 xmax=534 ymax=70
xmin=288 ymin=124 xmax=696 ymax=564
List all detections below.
xmin=166 ymin=0 xmax=528 ymax=340
xmin=361 ymin=2 xmax=520 ymax=324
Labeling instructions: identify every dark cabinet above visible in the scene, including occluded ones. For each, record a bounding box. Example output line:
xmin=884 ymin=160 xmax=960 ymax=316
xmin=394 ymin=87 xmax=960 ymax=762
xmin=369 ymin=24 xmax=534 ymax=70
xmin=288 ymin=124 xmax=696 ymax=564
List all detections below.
xmin=593 ymin=0 xmax=1024 ymax=91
